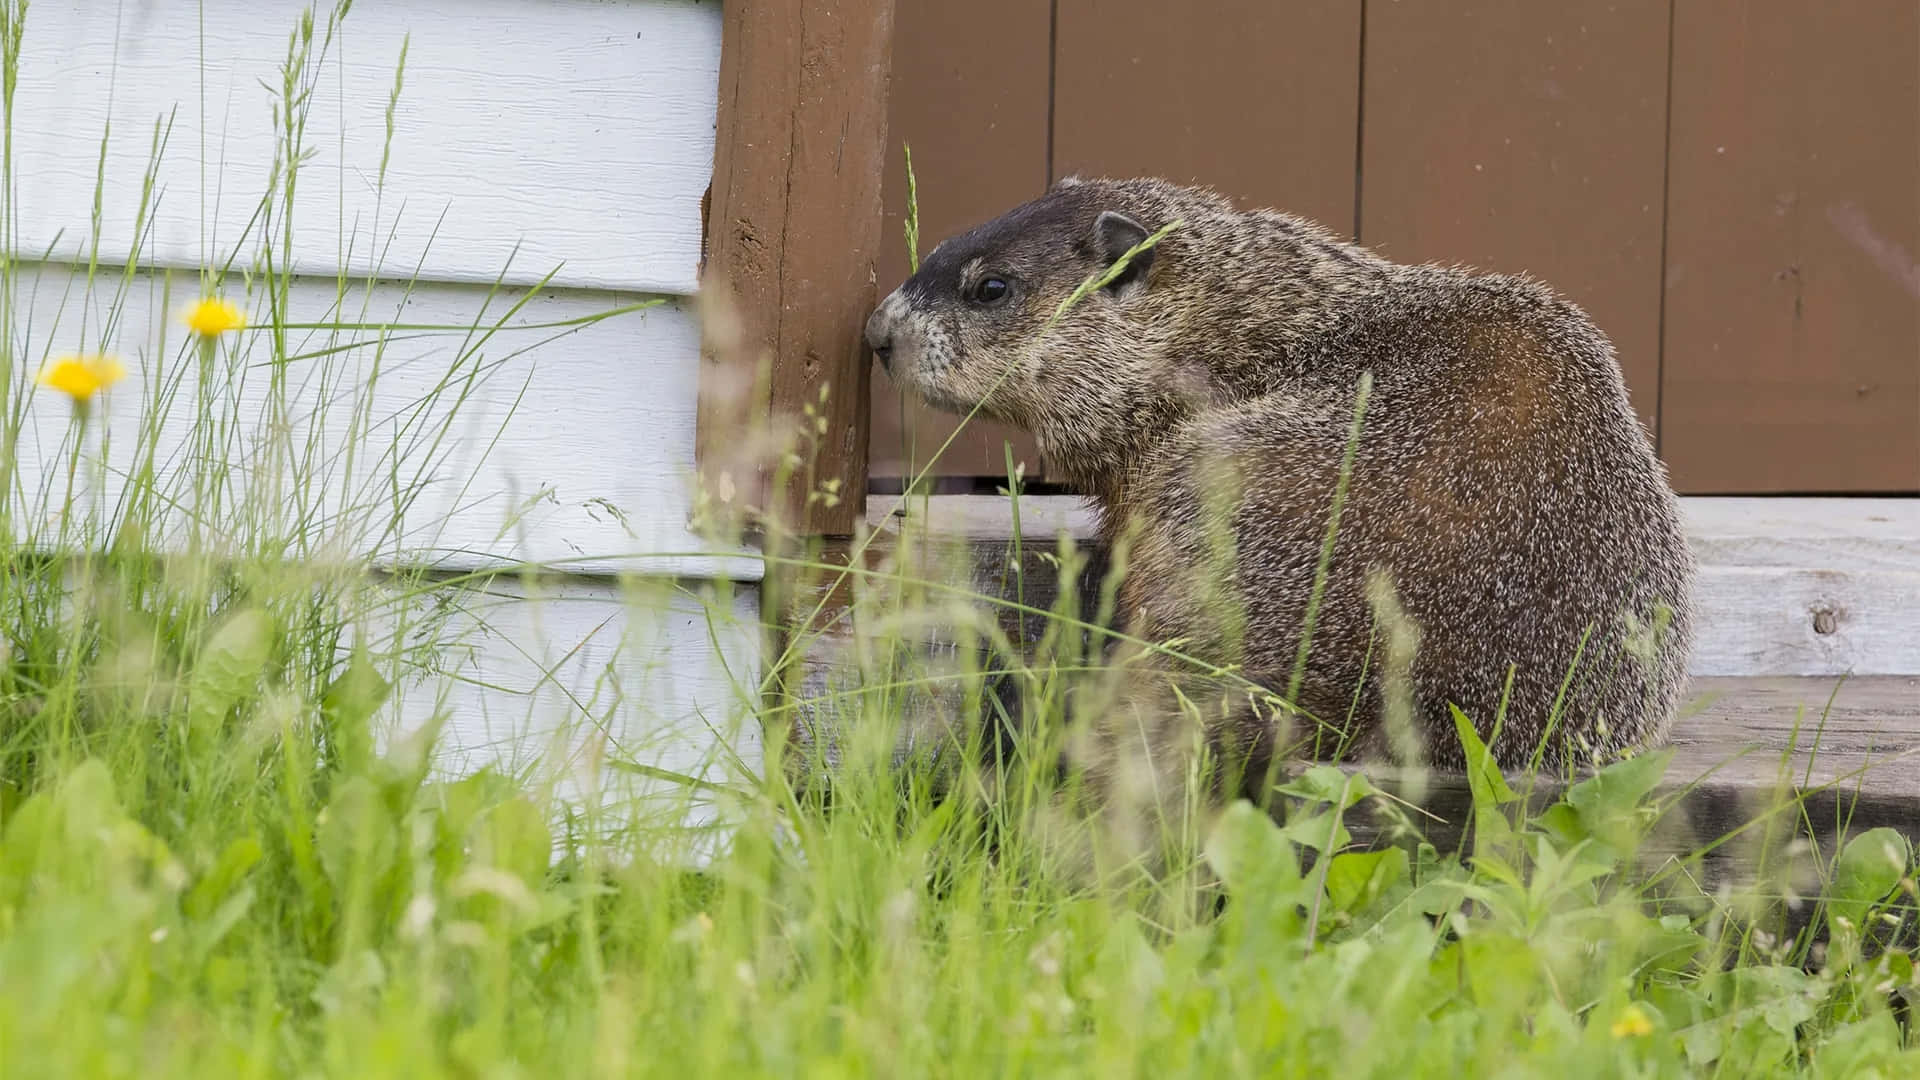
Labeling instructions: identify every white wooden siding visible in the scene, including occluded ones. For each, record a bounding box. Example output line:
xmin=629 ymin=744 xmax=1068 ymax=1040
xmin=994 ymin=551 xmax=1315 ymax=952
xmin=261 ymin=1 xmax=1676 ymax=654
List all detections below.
xmin=10 ymin=264 xmax=756 ymax=580
xmin=380 ymin=577 xmax=763 ymax=853
xmin=5 ymin=0 xmax=765 ymax=834
xmin=16 ymin=0 xmax=720 ymax=294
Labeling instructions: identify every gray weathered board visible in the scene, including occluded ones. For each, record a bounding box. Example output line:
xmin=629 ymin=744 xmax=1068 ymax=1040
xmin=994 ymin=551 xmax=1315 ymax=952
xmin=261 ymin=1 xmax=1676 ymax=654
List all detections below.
xmin=785 ymin=494 xmax=1919 ymax=871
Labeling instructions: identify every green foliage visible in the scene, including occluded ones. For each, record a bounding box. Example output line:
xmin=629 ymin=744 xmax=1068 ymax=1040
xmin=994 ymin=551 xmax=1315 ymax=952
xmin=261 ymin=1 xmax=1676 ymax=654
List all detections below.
xmin=0 ymin=3 xmax=1912 ymax=1078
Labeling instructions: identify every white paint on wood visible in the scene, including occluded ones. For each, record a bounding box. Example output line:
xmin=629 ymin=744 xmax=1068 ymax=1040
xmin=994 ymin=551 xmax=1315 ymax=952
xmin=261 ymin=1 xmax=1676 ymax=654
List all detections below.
xmin=867 ymin=494 xmax=1920 ymax=676
xmin=377 ymin=575 xmax=764 ymax=853
xmin=14 ymin=0 xmax=719 ymax=294
xmin=867 ymin=493 xmax=1101 ymax=540
xmin=1689 ymin=567 xmax=1920 ymax=677
xmin=8 ymin=263 xmax=759 ymax=580
xmin=1683 ymin=498 xmax=1918 ymax=676
xmin=1683 ymin=497 xmax=1920 ymax=572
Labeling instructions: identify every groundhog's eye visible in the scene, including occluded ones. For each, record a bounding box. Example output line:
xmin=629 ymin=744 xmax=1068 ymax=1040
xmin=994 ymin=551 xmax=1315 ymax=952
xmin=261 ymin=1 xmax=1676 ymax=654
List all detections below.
xmin=971 ymin=277 xmax=1010 ymax=305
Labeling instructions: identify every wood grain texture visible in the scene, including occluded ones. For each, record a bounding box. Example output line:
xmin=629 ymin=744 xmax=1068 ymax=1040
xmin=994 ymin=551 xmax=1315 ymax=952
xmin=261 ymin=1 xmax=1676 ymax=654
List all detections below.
xmin=1053 ymin=0 xmax=1363 ymax=234
xmin=11 ymin=0 xmax=720 ymax=295
xmin=698 ymin=0 xmax=895 ymax=535
xmin=853 ymin=494 xmax=1920 ymax=678
xmin=870 ymin=494 xmax=1920 ymax=560
xmin=1662 ymin=1 xmax=1920 ymax=493
xmin=867 ymin=0 xmax=1051 ymax=482
xmin=1683 ymin=497 xmax=1920 ymax=573
xmin=1338 ymin=676 xmax=1918 ymax=806
xmin=1359 ymin=0 xmax=1671 ymax=434
xmin=1670 ymin=675 xmax=1918 ymax=801
xmin=1683 ymin=497 xmax=1920 ymax=676
xmin=378 ymin=575 xmax=763 ymax=851
xmin=1331 ymin=676 xmax=1918 ymax=894
xmin=1690 ymin=568 xmax=1920 ymax=677
xmin=8 ymin=263 xmax=759 ymax=580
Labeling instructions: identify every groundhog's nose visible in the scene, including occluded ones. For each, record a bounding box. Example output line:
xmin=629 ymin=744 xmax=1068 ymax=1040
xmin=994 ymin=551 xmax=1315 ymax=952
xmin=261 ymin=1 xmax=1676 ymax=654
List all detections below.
xmin=863 ymin=305 xmax=894 ymax=372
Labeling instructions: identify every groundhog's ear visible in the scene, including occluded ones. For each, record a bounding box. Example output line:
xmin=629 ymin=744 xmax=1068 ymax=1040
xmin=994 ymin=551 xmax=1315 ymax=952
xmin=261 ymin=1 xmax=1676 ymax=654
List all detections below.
xmin=1093 ymin=210 xmax=1153 ymax=293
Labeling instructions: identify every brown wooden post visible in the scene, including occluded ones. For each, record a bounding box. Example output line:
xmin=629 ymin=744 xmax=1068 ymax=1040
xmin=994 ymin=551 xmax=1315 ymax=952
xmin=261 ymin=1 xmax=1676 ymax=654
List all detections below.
xmin=697 ymin=0 xmax=896 ymax=539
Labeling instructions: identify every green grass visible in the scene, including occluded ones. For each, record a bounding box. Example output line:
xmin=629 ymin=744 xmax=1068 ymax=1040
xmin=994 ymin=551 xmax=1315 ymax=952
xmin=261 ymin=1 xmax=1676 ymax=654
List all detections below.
xmin=0 ymin=3 xmax=1916 ymax=1077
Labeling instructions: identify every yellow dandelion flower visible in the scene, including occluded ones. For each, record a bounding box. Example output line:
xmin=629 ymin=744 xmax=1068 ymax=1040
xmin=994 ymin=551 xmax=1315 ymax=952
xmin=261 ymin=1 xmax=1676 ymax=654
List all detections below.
xmin=1609 ymin=1002 xmax=1655 ymax=1040
xmin=36 ymin=353 xmax=127 ymax=403
xmin=184 ymin=295 xmax=247 ymax=337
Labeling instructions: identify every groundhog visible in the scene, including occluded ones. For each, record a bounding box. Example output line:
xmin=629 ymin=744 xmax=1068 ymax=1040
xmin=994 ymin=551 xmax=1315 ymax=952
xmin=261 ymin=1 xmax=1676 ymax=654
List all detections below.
xmin=862 ymin=176 xmax=1695 ymax=856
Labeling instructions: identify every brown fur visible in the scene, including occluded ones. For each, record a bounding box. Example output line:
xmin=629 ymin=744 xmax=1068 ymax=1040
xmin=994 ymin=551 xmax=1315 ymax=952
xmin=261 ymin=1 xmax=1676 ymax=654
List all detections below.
xmin=863 ymin=176 xmax=1695 ymax=868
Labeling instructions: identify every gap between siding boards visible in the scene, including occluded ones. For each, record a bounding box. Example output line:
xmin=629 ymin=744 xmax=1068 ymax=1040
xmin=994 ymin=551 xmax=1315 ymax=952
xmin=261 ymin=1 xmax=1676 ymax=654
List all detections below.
xmin=371 ymin=553 xmax=767 ymax=584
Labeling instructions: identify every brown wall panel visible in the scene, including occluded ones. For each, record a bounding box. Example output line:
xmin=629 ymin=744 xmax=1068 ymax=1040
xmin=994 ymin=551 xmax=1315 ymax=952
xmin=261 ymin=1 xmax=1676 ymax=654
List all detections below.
xmin=1052 ymin=0 xmax=1363 ymax=235
xmin=868 ymin=0 xmax=1051 ymax=485
xmin=700 ymin=0 xmax=895 ymax=533
xmin=1359 ymin=0 xmax=1671 ymax=437
xmin=1661 ymin=2 xmax=1920 ymax=493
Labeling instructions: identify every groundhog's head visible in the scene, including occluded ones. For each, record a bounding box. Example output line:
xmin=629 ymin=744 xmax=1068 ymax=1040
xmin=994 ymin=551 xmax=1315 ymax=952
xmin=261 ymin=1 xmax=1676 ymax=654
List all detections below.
xmin=863 ymin=177 xmax=1229 ymax=479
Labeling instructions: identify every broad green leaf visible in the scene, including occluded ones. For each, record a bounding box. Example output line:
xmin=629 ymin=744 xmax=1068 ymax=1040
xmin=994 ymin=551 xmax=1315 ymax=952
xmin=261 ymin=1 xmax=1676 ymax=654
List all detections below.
xmin=1458 ymin=931 xmax=1539 ymax=1015
xmin=477 ymin=796 xmax=552 ymax=889
xmin=1564 ymin=747 xmax=1672 ymax=852
xmin=321 ymin=645 xmax=390 ymax=773
xmin=1723 ymin=1020 xmax=1797 ymax=1075
xmin=317 ymin=775 xmax=397 ymax=895
xmin=184 ymin=835 xmax=264 ymax=918
xmin=197 ymin=883 xmax=258 ymax=953
xmin=1323 ymin=847 xmax=1408 ymax=916
xmin=1827 ymin=827 xmax=1911 ymax=950
xmin=1451 ymin=704 xmax=1515 ymax=859
xmin=1451 ymin=704 xmax=1516 ymax=804
xmin=1203 ymin=799 xmax=1301 ymax=897
xmin=1274 ymin=765 xmax=1374 ymax=810
xmin=1280 ymin=807 xmax=1351 ymax=854
xmin=187 ymin=607 xmax=275 ymax=737
xmin=434 ymin=769 xmax=521 ymax=881
xmin=1532 ymin=802 xmax=1587 ymax=850
xmin=1094 ymin=919 xmax=1165 ymax=1011
xmin=1682 ymin=1023 xmax=1723 ymax=1069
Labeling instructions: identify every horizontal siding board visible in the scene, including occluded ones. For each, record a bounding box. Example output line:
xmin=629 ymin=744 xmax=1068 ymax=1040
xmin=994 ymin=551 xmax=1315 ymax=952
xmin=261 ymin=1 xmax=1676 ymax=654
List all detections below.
xmin=378 ymin=576 xmax=764 ymax=848
xmin=8 ymin=263 xmax=759 ymax=579
xmin=14 ymin=0 xmax=719 ymax=295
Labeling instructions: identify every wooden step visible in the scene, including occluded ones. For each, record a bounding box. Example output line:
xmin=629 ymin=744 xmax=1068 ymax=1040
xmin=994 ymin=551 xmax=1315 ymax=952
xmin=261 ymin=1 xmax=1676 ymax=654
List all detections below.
xmin=784 ymin=495 xmax=1920 ymax=867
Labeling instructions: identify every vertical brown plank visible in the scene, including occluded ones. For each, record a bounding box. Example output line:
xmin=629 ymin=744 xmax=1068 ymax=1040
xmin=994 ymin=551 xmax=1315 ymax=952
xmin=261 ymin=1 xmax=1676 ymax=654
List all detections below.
xmin=867 ymin=0 xmax=1052 ymax=486
xmin=1359 ymin=0 xmax=1671 ymax=436
xmin=698 ymin=0 xmax=896 ymax=535
xmin=1662 ymin=2 xmax=1920 ymax=493
xmin=1052 ymin=0 xmax=1362 ymax=237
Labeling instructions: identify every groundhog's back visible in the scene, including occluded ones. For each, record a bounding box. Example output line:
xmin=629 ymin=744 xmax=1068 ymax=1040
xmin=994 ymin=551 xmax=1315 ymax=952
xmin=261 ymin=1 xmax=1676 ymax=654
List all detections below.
xmin=1118 ymin=267 xmax=1696 ymax=772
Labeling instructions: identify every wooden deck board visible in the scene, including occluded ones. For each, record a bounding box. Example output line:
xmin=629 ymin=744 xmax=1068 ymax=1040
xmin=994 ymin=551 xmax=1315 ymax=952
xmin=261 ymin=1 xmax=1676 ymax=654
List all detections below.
xmin=1334 ymin=675 xmax=1918 ymax=883
xmin=1669 ymin=675 xmax=1918 ymax=802
xmin=789 ymin=495 xmax=1918 ymax=870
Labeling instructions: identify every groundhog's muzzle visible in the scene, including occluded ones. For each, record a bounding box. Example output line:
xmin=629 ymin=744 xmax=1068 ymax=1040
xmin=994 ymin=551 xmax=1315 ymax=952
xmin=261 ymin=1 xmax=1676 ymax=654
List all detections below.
xmin=862 ymin=291 xmax=908 ymax=374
